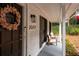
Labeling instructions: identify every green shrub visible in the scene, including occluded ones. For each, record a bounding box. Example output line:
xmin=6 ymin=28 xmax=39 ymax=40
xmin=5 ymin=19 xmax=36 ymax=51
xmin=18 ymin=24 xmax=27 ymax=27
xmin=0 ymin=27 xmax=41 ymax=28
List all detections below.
xmin=69 ymin=17 xmax=79 ymax=25
xmin=69 ymin=28 xmax=78 ymax=35
xmin=66 ymin=39 xmax=78 ymax=56
xmin=75 ymin=28 xmax=79 ymax=34
xmin=66 ymin=25 xmax=79 ymax=35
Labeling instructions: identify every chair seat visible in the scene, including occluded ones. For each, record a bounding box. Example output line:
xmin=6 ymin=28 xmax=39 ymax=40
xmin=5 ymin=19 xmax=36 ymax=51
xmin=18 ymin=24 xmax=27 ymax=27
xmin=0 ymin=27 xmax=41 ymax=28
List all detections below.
xmin=47 ymin=36 xmax=57 ymax=45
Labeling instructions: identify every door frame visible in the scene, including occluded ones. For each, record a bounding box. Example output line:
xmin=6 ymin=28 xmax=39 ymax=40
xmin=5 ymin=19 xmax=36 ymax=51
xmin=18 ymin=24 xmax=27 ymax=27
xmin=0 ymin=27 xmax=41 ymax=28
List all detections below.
xmin=18 ymin=3 xmax=27 ymax=56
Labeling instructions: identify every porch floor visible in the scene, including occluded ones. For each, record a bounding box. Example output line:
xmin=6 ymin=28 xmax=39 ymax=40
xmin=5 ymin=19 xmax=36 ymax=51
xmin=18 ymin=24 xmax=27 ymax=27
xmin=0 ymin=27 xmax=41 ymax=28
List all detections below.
xmin=38 ymin=42 xmax=62 ymax=56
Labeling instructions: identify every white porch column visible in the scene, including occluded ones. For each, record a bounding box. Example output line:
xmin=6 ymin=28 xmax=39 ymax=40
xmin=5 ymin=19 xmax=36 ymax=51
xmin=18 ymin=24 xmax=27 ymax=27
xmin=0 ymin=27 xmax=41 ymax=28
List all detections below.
xmin=59 ymin=22 xmax=61 ymax=43
xmin=61 ymin=4 xmax=66 ymax=56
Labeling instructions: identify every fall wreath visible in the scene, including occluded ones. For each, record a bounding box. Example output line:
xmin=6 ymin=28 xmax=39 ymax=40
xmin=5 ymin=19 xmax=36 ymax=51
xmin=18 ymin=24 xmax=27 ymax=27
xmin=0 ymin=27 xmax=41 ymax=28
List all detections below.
xmin=0 ymin=5 xmax=21 ymax=30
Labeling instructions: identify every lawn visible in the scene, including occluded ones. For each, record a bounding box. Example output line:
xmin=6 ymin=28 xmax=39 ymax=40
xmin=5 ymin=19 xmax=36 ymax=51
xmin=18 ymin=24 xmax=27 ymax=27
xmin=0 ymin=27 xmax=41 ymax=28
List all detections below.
xmin=51 ymin=25 xmax=59 ymax=35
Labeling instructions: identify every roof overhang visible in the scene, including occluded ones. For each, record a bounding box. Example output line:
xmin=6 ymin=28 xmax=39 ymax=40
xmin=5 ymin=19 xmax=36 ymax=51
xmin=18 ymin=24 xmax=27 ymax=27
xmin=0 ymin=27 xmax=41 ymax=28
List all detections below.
xmin=35 ymin=3 xmax=79 ymax=23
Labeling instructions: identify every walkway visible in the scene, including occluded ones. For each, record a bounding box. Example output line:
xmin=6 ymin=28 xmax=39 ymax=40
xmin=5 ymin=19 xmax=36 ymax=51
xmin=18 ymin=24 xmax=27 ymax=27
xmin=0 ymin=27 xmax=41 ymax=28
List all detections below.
xmin=38 ymin=42 xmax=63 ymax=56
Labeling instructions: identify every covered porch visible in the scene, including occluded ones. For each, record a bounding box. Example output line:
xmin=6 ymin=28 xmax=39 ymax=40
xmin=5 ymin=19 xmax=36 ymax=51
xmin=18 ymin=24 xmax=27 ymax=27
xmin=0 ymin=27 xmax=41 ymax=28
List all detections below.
xmin=28 ymin=3 xmax=79 ymax=56
xmin=0 ymin=3 xmax=79 ymax=56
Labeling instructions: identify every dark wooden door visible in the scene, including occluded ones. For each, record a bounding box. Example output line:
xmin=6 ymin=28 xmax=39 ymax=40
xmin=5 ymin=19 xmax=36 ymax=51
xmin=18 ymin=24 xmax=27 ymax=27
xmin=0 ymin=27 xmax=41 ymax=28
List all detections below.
xmin=39 ymin=16 xmax=47 ymax=48
xmin=0 ymin=3 xmax=22 ymax=56
xmin=44 ymin=19 xmax=47 ymax=42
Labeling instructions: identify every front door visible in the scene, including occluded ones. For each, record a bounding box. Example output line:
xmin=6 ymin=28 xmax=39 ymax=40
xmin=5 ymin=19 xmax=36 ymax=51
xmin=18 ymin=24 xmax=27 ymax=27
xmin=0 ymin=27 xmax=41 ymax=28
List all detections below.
xmin=0 ymin=3 xmax=22 ymax=56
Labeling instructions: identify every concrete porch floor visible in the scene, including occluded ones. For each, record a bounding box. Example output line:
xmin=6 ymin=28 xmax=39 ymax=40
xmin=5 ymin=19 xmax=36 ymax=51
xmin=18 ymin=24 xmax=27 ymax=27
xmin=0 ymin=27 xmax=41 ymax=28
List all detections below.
xmin=38 ymin=42 xmax=63 ymax=56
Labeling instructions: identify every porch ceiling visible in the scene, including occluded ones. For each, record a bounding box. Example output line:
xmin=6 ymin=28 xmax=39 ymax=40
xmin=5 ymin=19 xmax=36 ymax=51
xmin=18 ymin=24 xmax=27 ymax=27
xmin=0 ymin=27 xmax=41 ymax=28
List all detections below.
xmin=36 ymin=3 xmax=79 ymax=23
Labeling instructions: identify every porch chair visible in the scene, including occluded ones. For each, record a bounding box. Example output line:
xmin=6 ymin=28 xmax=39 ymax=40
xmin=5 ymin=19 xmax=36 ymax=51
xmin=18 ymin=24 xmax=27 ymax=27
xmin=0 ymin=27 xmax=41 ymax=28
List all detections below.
xmin=47 ymin=32 xmax=57 ymax=45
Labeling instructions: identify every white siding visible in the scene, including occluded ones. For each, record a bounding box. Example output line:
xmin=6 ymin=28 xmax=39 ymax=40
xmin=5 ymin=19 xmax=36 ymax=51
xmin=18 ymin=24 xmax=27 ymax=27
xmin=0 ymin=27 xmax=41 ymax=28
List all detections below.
xmin=27 ymin=4 xmax=50 ymax=56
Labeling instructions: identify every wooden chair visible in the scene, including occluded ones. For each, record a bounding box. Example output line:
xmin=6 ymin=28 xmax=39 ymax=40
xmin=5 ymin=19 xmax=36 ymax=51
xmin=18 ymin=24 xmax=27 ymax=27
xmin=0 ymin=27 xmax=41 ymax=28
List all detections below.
xmin=47 ymin=35 xmax=57 ymax=45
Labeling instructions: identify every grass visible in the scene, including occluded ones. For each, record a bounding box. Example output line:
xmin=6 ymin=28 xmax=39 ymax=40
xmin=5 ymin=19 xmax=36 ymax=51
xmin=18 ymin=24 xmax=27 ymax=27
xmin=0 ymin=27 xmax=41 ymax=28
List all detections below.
xmin=51 ymin=25 xmax=59 ymax=35
xmin=51 ymin=24 xmax=79 ymax=35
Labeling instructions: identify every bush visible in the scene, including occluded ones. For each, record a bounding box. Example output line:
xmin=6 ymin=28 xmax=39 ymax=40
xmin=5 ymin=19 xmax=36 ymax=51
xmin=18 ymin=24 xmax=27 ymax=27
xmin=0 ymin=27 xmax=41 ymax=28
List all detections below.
xmin=69 ymin=28 xmax=78 ymax=35
xmin=66 ymin=39 xmax=78 ymax=56
xmin=66 ymin=25 xmax=79 ymax=35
